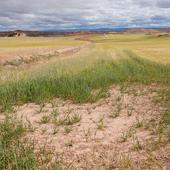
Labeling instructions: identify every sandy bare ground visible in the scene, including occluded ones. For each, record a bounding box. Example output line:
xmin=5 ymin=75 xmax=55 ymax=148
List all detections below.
xmin=6 ymin=84 xmax=169 ymax=169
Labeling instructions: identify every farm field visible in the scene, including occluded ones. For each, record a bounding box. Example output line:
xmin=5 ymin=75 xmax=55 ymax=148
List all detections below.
xmin=0 ymin=33 xmax=170 ymax=169
xmin=90 ymin=34 xmax=170 ymax=63
xmin=0 ymin=36 xmax=85 ymax=64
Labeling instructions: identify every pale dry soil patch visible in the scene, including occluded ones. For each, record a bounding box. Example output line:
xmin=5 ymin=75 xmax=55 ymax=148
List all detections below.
xmin=0 ymin=46 xmax=66 ymax=63
xmin=0 ymin=43 xmax=91 ymax=66
xmin=3 ymin=85 xmax=170 ymax=170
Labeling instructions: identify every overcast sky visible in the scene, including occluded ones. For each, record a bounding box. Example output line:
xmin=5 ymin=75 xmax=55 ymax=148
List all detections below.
xmin=0 ymin=0 xmax=170 ymax=31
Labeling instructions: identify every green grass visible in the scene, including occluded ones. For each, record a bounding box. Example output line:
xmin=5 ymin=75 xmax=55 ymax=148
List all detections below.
xmin=156 ymin=88 xmax=170 ymax=109
xmin=161 ymin=112 xmax=170 ymax=125
xmin=0 ymin=50 xmax=169 ymax=111
xmin=0 ymin=115 xmax=65 ymax=170
xmin=0 ymin=116 xmax=36 ymax=170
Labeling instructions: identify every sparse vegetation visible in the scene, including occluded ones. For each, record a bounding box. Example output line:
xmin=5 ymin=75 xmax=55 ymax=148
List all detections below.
xmin=53 ymin=126 xmax=59 ymax=135
xmin=39 ymin=115 xmax=50 ymax=124
xmin=132 ymin=135 xmax=143 ymax=151
xmin=97 ymin=116 xmax=105 ymax=130
xmin=119 ymin=132 xmax=129 ymax=143
xmin=0 ymin=33 xmax=170 ymax=169
xmin=0 ymin=116 xmax=62 ymax=170
xmin=64 ymin=127 xmax=72 ymax=134
xmin=161 ymin=112 xmax=170 ymax=125
xmin=37 ymin=103 xmax=45 ymax=113
xmin=135 ymin=117 xmax=144 ymax=128
xmin=55 ymin=113 xmax=81 ymax=126
xmin=110 ymin=111 xmax=120 ymax=118
xmin=119 ymin=154 xmax=132 ymax=170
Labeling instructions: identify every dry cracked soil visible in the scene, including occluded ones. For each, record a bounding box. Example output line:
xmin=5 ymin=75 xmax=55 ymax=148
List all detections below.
xmin=1 ymin=84 xmax=169 ymax=170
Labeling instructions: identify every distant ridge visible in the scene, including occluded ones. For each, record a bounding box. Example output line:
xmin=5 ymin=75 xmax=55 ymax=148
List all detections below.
xmin=124 ymin=28 xmax=161 ymax=34
xmin=0 ymin=28 xmax=170 ymax=37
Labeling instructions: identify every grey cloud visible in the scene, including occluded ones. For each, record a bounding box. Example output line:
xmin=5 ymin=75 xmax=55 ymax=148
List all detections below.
xmin=135 ymin=0 xmax=170 ymax=8
xmin=0 ymin=0 xmax=170 ymax=31
xmin=157 ymin=0 xmax=170 ymax=8
xmin=134 ymin=0 xmax=156 ymax=7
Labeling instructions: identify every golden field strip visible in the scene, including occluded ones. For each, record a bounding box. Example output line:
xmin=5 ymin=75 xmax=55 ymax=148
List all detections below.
xmin=90 ymin=34 xmax=170 ymax=63
xmin=0 ymin=33 xmax=170 ymax=64
xmin=0 ymin=36 xmax=85 ymax=63
xmin=0 ymin=33 xmax=170 ymax=170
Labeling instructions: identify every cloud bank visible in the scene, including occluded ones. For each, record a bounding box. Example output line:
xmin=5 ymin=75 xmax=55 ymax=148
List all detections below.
xmin=0 ymin=0 xmax=170 ymax=31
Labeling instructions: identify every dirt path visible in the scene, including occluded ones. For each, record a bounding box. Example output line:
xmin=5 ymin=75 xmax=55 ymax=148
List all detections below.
xmin=8 ymin=84 xmax=169 ymax=169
